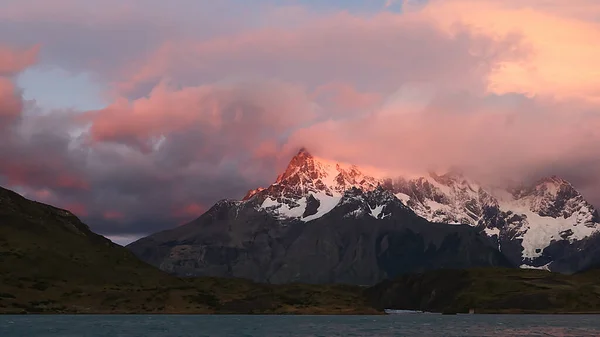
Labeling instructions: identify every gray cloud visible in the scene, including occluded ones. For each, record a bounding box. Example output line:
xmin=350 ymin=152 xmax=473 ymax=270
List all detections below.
xmin=0 ymin=1 xmax=599 ymax=241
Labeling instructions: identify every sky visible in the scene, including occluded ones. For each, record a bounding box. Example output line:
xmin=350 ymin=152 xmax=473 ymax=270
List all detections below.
xmin=1 ymin=0 xmax=600 ymax=245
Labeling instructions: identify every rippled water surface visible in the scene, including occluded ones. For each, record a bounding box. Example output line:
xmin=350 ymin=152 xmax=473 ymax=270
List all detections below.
xmin=2 ymin=314 xmax=600 ymax=336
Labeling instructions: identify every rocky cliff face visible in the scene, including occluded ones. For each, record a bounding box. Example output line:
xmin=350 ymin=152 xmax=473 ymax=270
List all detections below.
xmin=250 ymin=149 xmax=600 ymax=272
xmin=128 ymin=150 xmax=511 ymax=284
xmin=129 ymin=187 xmax=509 ymax=284
xmin=386 ymin=173 xmax=600 ymax=272
xmin=128 ymin=148 xmax=600 ymax=282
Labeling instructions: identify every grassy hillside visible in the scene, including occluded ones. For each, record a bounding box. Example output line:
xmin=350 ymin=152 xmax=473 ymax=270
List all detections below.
xmin=3 ymin=185 xmax=600 ymax=314
xmin=365 ymin=268 xmax=600 ymax=314
xmin=0 ymin=186 xmax=377 ymax=314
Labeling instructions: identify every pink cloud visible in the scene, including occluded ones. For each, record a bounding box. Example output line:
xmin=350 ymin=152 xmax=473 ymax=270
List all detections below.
xmin=1 ymin=160 xmax=89 ymax=192
xmin=84 ymin=79 xmax=316 ymax=153
xmin=0 ymin=45 xmax=38 ymax=75
xmin=252 ymin=140 xmax=280 ymax=159
xmin=32 ymin=188 xmax=53 ymax=201
xmin=15 ymin=186 xmax=89 ymax=217
xmin=115 ymin=10 xmax=526 ymax=97
xmin=0 ymin=77 xmax=23 ymax=126
xmin=2 ymin=1 xmax=600 ymax=235
xmin=173 ymin=203 xmax=206 ymax=218
xmin=103 ymin=210 xmax=125 ymax=220
xmin=313 ymin=82 xmax=382 ymax=112
xmin=0 ymin=46 xmax=37 ymax=127
xmin=65 ymin=203 xmax=88 ymax=217
xmin=285 ymin=91 xmax=600 ymax=188
xmin=421 ymin=0 xmax=600 ymax=101
xmin=55 ymin=175 xmax=90 ymax=190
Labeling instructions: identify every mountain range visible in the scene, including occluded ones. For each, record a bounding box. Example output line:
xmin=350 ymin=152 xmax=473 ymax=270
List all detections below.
xmin=386 ymin=171 xmax=600 ymax=273
xmin=3 ymin=161 xmax=600 ymax=314
xmin=128 ymin=148 xmax=600 ymax=283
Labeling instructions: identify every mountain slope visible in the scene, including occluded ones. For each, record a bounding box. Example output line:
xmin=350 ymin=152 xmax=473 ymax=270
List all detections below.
xmin=0 ymin=186 xmax=169 ymax=286
xmin=128 ymin=152 xmax=511 ymax=284
xmin=6 ymin=183 xmax=599 ymax=315
xmin=240 ymin=149 xmax=600 ymax=272
xmin=386 ymin=173 xmax=600 ymax=272
xmin=0 ymin=186 xmax=378 ymax=314
xmin=366 ymin=268 xmax=600 ymax=314
xmin=130 ymin=148 xmax=600 ymax=276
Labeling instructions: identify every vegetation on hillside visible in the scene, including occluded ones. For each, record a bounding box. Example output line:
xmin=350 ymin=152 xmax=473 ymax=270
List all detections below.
xmin=3 ymin=185 xmax=600 ymax=314
xmin=0 ymin=186 xmax=376 ymax=314
xmin=366 ymin=268 xmax=600 ymax=314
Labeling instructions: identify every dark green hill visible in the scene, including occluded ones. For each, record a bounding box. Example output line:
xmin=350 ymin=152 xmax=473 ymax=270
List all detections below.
xmin=0 ymin=186 xmax=376 ymax=314
xmin=2 ymin=185 xmax=600 ymax=314
xmin=0 ymin=186 xmax=171 ymax=286
xmin=365 ymin=268 xmax=600 ymax=314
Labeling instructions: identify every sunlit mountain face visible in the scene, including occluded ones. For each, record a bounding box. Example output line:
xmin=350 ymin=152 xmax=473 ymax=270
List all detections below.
xmin=128 ymin=148 xmax=600 ymax=283
xmin=1 ymin=0 xmax=600 ymax=253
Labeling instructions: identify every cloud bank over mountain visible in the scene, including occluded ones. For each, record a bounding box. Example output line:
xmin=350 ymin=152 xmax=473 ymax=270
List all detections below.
xmin=1 ymin=0 xmax=599 ymax=239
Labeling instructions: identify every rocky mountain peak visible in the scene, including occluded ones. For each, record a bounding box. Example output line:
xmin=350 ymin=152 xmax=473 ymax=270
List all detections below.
xmin=429 ymin=168 xmax=466 ymax=184
xmin=535 ymin=177 xmax=576 ymax=198
xmin=275 ymin=148 xmax=319 ymax=185
xmin=241 ymin=149 xmax=409 ymax=223
xmin=234 ymin=148 xmax=600 ymax=272
xmin=342 ymin=186 xmax=365 ymax=199
xmin=510 ymin=176 xmax=571 ymax=199
xmin=514 ymin=175 xmax=594 ymax=221
xmin=248 ymin=148 xmax=382 ymax=201
xmin=242 ymin=187 xmax=265 ymax=201
xmin=542 ymin=175 xmax=569 ymax=183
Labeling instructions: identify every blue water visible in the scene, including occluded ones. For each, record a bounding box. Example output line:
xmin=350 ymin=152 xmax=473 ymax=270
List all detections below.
xmin=2 ymin=314 xmax=600 ymax=336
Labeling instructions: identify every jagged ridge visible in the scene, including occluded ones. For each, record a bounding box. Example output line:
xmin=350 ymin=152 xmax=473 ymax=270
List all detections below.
xmin=240 ymin=148 xmax=600 ymax=272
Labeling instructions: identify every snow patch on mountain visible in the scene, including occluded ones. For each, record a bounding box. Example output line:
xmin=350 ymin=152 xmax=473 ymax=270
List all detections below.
xmin=520 ymin=263 xmax=551 ymax=271
xmin=260 ymin=192 xmax=343 ymax=222
xmin=394 ymin=192 xmax=411 ymax=205
xmin=392 ymin=173 xmax=600 ymax=264
xmin=484 ymin=227 xmax=500 ymax=237
xmin=248 ymin=149 xmax=386 ymax=222
xmin=244 ymin=148 xmax=600 ymax=270
xmin=261 ymin=197 xmax=307 ymax=219
xmin=497 ymin=198 xmax=598 ymax=259
xmin=369 ymin=204 xmax=386 ymax=219
xmin=303 ymin=192 xmax=342 ymax=222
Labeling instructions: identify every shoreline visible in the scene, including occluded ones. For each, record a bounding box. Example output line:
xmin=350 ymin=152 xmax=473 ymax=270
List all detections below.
xmin=4 ymin=310 xmax=600 ymax=316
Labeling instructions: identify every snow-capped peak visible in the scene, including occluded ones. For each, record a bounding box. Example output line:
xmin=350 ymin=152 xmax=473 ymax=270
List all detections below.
xmin=260 ymin=148 xmax=381 ymax=198
xmin=274 ymin=147 xmax=317 ymax=185
xmin=243 ymin=148 xmax=387 ymax=222
xmin=509 ymin=175 xmax=597 ymax=221
xmin=512 ymin=175 xmax=570 ymax=199
xmin=389 ymin=172 xmax=600 ymax=266
xmin=238 ymin=148 xmax=600 ymax=271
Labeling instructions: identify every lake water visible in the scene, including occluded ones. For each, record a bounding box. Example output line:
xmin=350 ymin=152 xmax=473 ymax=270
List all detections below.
xmin=2 ymin=314 xmax=600 ymax=336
